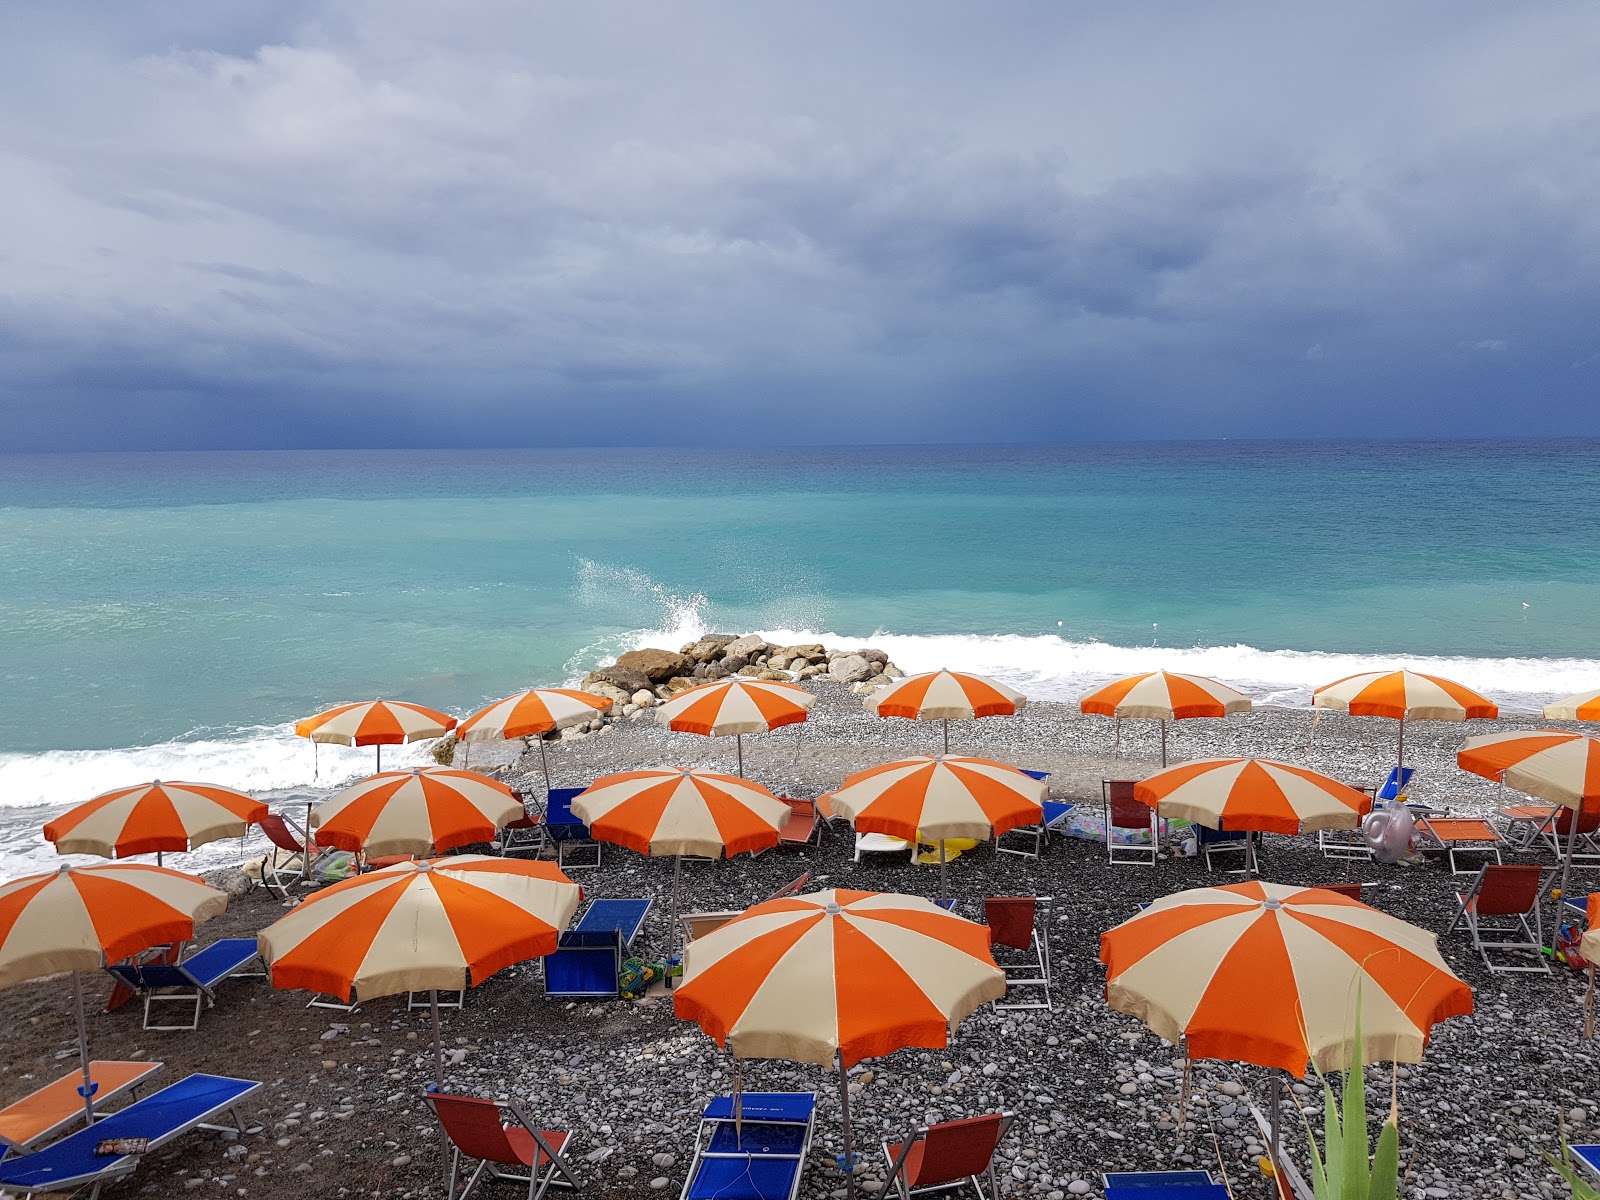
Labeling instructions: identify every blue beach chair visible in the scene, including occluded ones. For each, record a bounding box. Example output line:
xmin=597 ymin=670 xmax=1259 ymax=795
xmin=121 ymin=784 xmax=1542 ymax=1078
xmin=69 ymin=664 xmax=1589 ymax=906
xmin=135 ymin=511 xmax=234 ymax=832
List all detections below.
xmin=1101 ymin=1169 xmax=1229 ymax=1200
xmin=0 ymin=1073 xmax=261 ymax=1198
xmin=1194 ymin=824 xmax=1253 ymax=873
xmin=546 ymin=787 xmax=601 ymax=871
xmin=995 ymin=771 xmax=1073 ymax=859
xmin=682 ymin=1092 xmax=816 ymax=1200
xmin=105 ymin=938 xmax=264 ymax=1031
xmin=544 ymin=898 xmax=652 ymax=999
xmin=1377 ymin=766 xmax=1415 ymax=803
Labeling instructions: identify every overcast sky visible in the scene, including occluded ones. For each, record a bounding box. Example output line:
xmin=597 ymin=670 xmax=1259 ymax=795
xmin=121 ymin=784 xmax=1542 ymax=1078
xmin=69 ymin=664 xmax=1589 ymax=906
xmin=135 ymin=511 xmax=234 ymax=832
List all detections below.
xmin=3 ymin=1 xmax=1598 ymax=450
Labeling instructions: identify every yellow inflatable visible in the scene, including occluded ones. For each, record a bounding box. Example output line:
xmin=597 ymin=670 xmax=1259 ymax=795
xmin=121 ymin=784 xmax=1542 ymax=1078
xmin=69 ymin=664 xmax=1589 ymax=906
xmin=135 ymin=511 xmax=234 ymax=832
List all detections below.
xmin=916 ymin=838 xmax=979 ymax=865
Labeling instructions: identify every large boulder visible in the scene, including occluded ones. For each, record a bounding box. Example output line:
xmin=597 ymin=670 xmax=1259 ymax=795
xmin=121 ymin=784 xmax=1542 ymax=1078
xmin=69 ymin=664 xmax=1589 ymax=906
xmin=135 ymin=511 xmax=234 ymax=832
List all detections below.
xmin=616 ymin=649 xmax=694 ymax=682
xmin=720 ymin=654 xmax=749 ymax=673
xmin=583 ymin=665 xmax=651 ymax=694
xmin=722 ymin=634 xmax=768 ymax=660
xmin=782 ymin=644 xmax=827 ymax=663
xmin=830 ymin=654 xmax=873 ymax=684
xmin=631 ymin=690 xmax=657 ymax=708
xmin=582 ymin=681 xmax=631 ymax=707
xmin=855 ymin=648 xmax=889 ymax=665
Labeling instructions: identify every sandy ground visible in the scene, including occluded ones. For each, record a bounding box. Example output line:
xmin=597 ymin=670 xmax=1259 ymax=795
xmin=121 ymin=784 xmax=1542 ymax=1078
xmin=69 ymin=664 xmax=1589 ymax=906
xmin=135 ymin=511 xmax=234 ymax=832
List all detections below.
xmin=1 ymin=689 xmax=1593 ymax=1200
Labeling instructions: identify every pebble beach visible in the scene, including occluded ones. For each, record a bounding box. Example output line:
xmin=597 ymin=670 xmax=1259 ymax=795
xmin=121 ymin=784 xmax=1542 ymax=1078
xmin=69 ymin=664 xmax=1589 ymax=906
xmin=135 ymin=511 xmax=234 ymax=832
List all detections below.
xmin=1 ymin=655 xmax=1593 ymax=1200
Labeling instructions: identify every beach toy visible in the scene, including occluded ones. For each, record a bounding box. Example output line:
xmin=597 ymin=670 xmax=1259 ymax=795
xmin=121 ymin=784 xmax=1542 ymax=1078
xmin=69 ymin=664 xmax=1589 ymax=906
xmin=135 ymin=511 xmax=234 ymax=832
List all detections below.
xmin=1362 ymin=801 xmax=1415 ymax=864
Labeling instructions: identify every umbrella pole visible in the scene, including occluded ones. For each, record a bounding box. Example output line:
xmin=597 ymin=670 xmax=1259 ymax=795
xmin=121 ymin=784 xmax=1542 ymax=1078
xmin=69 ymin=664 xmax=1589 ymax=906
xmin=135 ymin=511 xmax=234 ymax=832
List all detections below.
xmin=1114 ymin=717 xmax=1121 ymax=755
xmin=430 ymin=989 xmax=451 ymax=1191
xmin=836 ymin=1055 xmax=857 ymax=1200
xmin=1554 ymin=796 xmax=1586 ymax=955
xmin=376 ymin=744 xmax=382 ymax=772
xmin=73 ymin=972 xmax=95 ymax=1125
xmin=670 ymin=854 xmax=682 ymax=989
xmin=1396 ymin=717 xmax=1405 ymax=773
xmin=1160 ymin=720 xmax=1168 ymax=769
xmin=302 ymin=802 xmax=314 ymax=885
xmin=939 ymin=839 xmax=948 ymax=902
xmin=1270 ymin=1070 xmax=1283 ymax=1173
xmin=942 ymin=719 xmax=949 ymax=755
xmin=737 ymin=735 xmax=744 ymax=779
xmin=540 ymin=739 xmax=553 ymax=793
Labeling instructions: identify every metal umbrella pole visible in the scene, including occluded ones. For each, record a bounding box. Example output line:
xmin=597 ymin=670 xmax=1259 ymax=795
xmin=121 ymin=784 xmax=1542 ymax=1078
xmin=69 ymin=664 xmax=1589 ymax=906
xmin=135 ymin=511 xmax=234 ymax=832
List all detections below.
xmin=836 ymin=1054 xmax=857 ymax=1200
xmin=73 ymin=972 xmax=97 ymax=1125
xmin=540 ymin=738 xmax=553 ymax=793
xmin=1396 ymin=716 xmax=1406 ymax=773
xmin=1160 ymin=720 xmax=1169 ymax=769
xmin=429 ymin=988 xmax=451 ymax=1190
xmin=938 ymin=839 xmax=949 ymax=902
xmin=737 ymin=735 xmax=744 ymax=780
xmin=942 ymin=719 xmax=949 ymax=755
xmin=669 ymin=855 xmax=683 ymax=989
xmin=1553 ymin=795 xmax=1588 ymax=955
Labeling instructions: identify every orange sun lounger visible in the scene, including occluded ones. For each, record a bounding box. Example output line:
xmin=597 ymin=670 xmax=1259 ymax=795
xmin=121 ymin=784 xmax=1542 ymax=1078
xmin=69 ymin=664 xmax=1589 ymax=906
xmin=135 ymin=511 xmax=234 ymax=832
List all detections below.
xmin=0 ymin=1061 xmax=164 ymax=1155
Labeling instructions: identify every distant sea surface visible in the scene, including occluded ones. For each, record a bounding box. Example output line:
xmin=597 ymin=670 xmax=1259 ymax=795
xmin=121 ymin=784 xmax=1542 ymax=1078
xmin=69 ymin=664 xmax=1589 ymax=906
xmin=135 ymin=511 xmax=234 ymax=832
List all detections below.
xmin=3 ymin=440 xmax=1598 ymax=816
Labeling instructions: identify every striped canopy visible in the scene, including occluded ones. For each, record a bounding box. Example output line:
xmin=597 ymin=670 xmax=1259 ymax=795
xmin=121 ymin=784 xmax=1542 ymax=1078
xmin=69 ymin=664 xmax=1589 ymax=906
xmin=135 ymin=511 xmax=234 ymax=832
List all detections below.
xmin=257 ymin=856 xmax=581 ymax=1003
xmin=43 ymin=781 xmax=267 ymax=859
xmin=1457 ymin=730 xmax=1600 ymax=810
xmin=1546 ymin=689 xmax=1600 ymax=722
xmin=310 ymin=767 xmax=523 ymax=857
xmin=570 ymin=769 xmax=789 ymax=859
xmin=864 ymin=671 xmax=1025 ymax=722
xmin=1312 ymin=671 xmax=1497 ymax=722
xmin=825 ymin=755 xmax=1045 ymax=842
xmin=294 ymin=700 xmax=458 ymax=747
xmin=674 ymin=889 xmax=1005 ymax=1067
xmin=1132 ymin=759 xmax=1373 ymax=835
xmin=456 ymin=688 xmax=612 ymax=742
xmin=1079 ymin=671 xmax=1252 ymax=720
xmin=656 ymin=677 xmax=815 ymax=737
xmin=0 ymin=864 xmax=228 ymax=987
xmin=1100 ymin=880 xmax=1472 ymax=1076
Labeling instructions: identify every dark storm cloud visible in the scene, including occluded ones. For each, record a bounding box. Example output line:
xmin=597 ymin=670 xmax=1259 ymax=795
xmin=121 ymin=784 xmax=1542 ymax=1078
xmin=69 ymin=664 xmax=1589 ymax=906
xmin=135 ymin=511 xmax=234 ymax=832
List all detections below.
xmin=2 ymin=1 xmax=1598 ymax=449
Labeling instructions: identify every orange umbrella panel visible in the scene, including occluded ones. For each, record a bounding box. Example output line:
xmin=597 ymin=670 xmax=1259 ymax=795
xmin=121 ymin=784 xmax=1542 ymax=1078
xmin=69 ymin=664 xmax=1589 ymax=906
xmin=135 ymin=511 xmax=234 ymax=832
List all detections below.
xmin=310 ymin=768 xmax=524 ymax=858
xmin=44 ymin=782 xmax=267 ymax=858
xmin=294 ymin=700 xmax=458 ymax=747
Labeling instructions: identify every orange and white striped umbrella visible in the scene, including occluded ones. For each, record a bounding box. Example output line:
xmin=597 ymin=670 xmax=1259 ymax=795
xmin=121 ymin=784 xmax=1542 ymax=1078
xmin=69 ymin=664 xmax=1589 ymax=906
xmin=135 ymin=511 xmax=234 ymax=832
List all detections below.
xmin=0 ymin=863 xmax=229 ymax=986
xmin=457 ymin=688 xmax=612 ymax=741
xmin=570 ymin=768 xmax=789 ymax=859
xmin=1100 ymin=880 xmax=1472 ymax=1076
xmin=826 ymin=756 xmax=1045 ymax=843
xmin=674 ymin=889 xmax=1005 ymax=1068
xmin=1080 ymin=671 xmax=1251 ymax=767
xmin=1313 ymin=670 xmax=1497 ymax=722
xmin=657 ymin=677 xmax=814 ymax=736
xmin=295 ymin=699 xmax=457 ymax=772
xmin=257 ymin=856 xmax=581 ymax=1002
xmin=1132 ymin=759 xmax=1373 ymax=835
xmin=310 ymin=767 xmax=523 ymax=857
xmin=1546 ymin=689 xmax=1600 ymax=722
xmin=43 ymin=781 xmax=267 ymax=859
xmin=865 ymin=670 xmax=1024 ymax=753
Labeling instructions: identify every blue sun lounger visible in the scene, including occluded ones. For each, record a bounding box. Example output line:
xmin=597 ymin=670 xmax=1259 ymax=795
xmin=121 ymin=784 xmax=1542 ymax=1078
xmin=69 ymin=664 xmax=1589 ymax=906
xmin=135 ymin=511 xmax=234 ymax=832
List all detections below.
xmin=544 ymin=898 xmax=652 ymax=999
xmin=0 ymin=1073 xmax=261 ymax=1198
xmin=682 ymin=1092 xmax=816 ymax=1200
xmin=996 ymin=771 xmax=1073 ymax=858
xmin=1102 ymin=1169 xmax=1230 ymax=1200
xmin=1566 ymin=1144 xmax=1600 ymax=1181
xmin=105 ymin=938 xmax=264 ymax=1031
xmin=546 ymin=786 xmax=601 ymax=871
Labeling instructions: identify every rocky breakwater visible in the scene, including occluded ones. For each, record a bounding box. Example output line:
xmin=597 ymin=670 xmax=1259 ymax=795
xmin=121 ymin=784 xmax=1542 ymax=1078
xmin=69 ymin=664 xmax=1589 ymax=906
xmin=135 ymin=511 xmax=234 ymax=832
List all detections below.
xmin=575 ymin=633 xmax=906 ymax=724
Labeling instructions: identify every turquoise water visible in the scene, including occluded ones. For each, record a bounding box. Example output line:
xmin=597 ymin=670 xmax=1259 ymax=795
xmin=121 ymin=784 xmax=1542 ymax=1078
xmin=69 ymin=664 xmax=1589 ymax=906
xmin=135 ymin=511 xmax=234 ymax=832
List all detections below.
xmin=2 ymin=440 xmax=1598 ymax=808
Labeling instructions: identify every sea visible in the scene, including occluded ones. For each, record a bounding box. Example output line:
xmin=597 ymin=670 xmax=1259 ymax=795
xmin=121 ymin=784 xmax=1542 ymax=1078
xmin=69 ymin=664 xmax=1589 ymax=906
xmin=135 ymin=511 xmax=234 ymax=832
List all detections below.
xmin=2 ymin=440 xmax=1598 ymax=878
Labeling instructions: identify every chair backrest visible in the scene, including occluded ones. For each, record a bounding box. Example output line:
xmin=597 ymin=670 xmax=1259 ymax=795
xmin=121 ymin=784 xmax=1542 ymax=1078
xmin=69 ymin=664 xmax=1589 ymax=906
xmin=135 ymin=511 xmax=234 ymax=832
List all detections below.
xmin=1555 ymin=807 xmax=1600 ymax=835
xmin=546 ymin=787 xmax=586 ymax=827
xmin=765 ymin=873 xmax=810 ymax=902
xmin=258 ymin=814 xmax=305 ymax=854
xmin=983 ymin=898 xmax=1036 ymax=951
xmin=1105 ymin=781 xmax=1149 ymax=830
xmin=1195 ymin=824 xmax=1245 ymax=845
xmin=1472 ymin=865 xmax=1544 ymax=916
xmin=1311 ymin=883 xmax=1365 ymax=901
xmin=1375 ymin=767 xmax=1414 ymax=802
xmin=424 ymin=1093 xmax=521 ymax=1166
xmin=905 ymin=1113 xmax=1007 ymax=1186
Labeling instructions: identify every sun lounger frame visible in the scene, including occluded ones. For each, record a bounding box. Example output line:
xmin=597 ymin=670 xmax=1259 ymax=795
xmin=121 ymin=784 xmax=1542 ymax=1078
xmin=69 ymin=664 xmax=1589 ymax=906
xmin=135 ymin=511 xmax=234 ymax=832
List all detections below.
xmin=1446 ymin=863 xmax=1551 ymax=974
xmin=105 ymin=939 xmax=265 ymax=1032
xmin=546 ymin=786 xmax=601 ymax=871
xmin=1415 ymin=815 xmax=1504 ymax=875
xmin=0 ymin=1061 xmax=164 ymax=1156
xmin=681 ymin=1091 xmax=816 ymax=1200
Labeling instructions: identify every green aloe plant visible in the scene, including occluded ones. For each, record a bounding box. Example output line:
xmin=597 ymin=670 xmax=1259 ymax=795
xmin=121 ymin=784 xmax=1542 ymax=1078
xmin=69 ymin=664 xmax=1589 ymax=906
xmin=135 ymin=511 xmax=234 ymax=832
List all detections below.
xmin=1545 ymin=1134 xmax=1600 ymax=1199
xmin=1301 ymin=1006 xmax=1402 ymax=1200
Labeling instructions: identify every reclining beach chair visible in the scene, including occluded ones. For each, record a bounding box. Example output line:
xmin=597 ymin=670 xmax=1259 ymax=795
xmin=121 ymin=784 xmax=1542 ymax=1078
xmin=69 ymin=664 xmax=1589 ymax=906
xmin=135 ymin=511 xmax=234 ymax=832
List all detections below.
xmin=498 ymin=789 xmax=548 ymax=858
xmin=545 ymin=787 xmax=601 ymax=871
xmin=680 ymin=875 xmax=810 ymax=944
xmin=105 ymin=939 xmax=264 ymax=1031
xmin=1540 ymin=806 xmax=1600 ymax=865
xmin=683 ymin=1091 xmax=816 ymax=1200
xmin=777 ymin=798 xmax=821 ymax=848
xmin=996 ymin=772 xmax=1073 ymax=858
xmin=1104 ymin=780 xmax=1158 ymax=865
xmin=1318 ymin=782 xmax=1378 ymax=860
xmin=1195 ymin=823 xmax=1253 ymax=873
xmin=883 ymin=1112 xmax=1013 ymax=1200
xmin=1446 ymin=863 xmax=1550 ymax=974
xmin=1563 ymin=1145 xmax=1600 ymax=1184
xmin=257 ymin=812 xmax=342 ymax=896
xmin=1101 ymin=1170 xmax=1230 ymax=1200
xmin=424 ymin=1090 xmax=580 ymax=1200
xmin=0 ymin=1062 xmax=163 ymax=1159
xmin=544 ymin=898 xmax=651 ymax=999
xmin=1415 ymin=815 xmax=1504 ymax=875
xmin=0 ymin=1073 xmax=260 ymax=1198
xmin=1493 ymin=803 xmax=1560 ymax=851
xmin=855 ymin=832 xmax=916 ymax=862
xmin=984 ymin=898 xmax=1051 ymax=1012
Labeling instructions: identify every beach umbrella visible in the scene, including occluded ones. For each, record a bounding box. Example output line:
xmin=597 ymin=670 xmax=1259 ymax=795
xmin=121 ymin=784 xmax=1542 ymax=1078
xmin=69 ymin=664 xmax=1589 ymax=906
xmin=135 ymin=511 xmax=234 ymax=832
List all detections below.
xmin=1079 ymin=671 xmax=1251 ymax=767
xmin=570 ymin=768 xmax=789 ymax=973
xmin=0 ymin=864 xmax=227 ymax=1124
xmin=258 ymin=856 xmax=580 ymax=1081
xmin=1546 ymin=689 xmax=1600 ymax=722
xmin=309 ymin=767 xmax=523 ymax=859
xmin=294 ymin=699 xmax=458 ymax=772
xmin=455 ymin=688 xmax=613 ymax=789
xmin=1458 ymin=729 xmax=1600 ymax=953
xmin=823 ymin=755 xmax=1045 ymax=897
xmin=43 ymin=780 xmax=267 ymax=865
xmin=1100 ymin=879 xmax=1472 ymax=1164
xmin=656 ymin=677 xmax=815 ymax=777
xmin=1132 ymin=758 xmax=1374 ymax=834
xmin=1312 ymin=670 xmax=1496 ymax=770
xmin=864 ymin=670 xmax=1025 ymax=753
xmin=674 ymin=889 xmax=1005 ymax=1199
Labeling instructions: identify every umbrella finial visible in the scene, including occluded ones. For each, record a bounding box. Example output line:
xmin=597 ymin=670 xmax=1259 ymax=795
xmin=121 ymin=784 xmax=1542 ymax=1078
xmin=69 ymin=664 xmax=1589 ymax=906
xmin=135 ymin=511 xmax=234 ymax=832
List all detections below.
xmin=824 ymin=900 xmax=843 ymax=915
xmin=1262 ymin=896 xmax=1283 ymax=911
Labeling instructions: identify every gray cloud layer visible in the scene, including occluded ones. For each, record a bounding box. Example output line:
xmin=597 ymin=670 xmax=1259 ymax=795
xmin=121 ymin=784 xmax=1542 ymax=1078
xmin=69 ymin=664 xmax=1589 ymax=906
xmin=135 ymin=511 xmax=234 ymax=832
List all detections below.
xmin=3 ymin=1 xmax=1598 ymax=449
